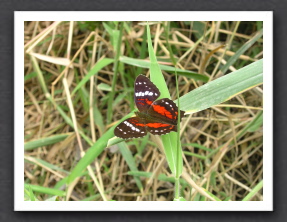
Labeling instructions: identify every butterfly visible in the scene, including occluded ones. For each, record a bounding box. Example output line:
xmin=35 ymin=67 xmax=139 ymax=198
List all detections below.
xmin=114 ymin=75 xmax=185 ymax=139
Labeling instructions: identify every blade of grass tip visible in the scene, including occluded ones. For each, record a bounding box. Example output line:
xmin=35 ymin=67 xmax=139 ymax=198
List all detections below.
xmin=94 ymin=30 xmax=107 ymax=102
xmin=242 ymin=180 xmax=263 ymax=201
xmin=146 ymin=23 xmax=182 ymax=177
xmin=24 ymin=155 xmax=67 ymax=179
xmin=147 ymin=24 xmax=169 ymax=96
xmin=81 ymin=194 xmax=102 ymax=201
xmin=164 ymin=21 xmax=177 ymax=65
xmin=182 ymin=143 xmax=213 ymax=152
xmin=71 ymin=58 xmax=114 ymax=96
xmin=26 ymin=185 xmax=36 ymax=201
xmin=85 ymin=160 xmax=108 ymax=201
xmin=137 ymin=27 xmax=147 ymax=75
xmin=24 ymin=72 xmax=37 ymax=82
xmin=93 ymin=106 xmax=105 ymax=136
xmin=107 ymin=22 xmax=124 ymax=124
xmin=61 ymin=77 xmax=85 ymax=157
xmin=247 ymin=110 xmax=263 ymax=132
xmin=183 ymin=151 xmax=207 ymax=160
xmin=86 ymin=175 xmax=95 ymax=196
xmin=118 ymin=142 xmax=143 ymax=191
xmin=24 ymin=156 xmax=70 ymax=175
xmin=75 ymin=69 xmax=89 ymax=111
xmin=24 ymin=184 xmax=66 ymax=196
xmin=24 ymin=133 xmax=71 ymax=151
xmin=53 ymin=176 xmax=69 ymax=190
xmin=237 ymin=110 xmax=263 ymax=140
xmin=220 ymin=29 xmax=263 ymax=75
xmin=128 ymin=171 xmax=189 ymax=187
xmin=30 ymin=55 xmax=48 ymax=94
xmin=182 ymin=171 xmax=216 ymax=201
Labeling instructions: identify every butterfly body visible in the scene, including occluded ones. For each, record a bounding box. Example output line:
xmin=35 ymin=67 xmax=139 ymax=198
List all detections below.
xmin=114 ymin=75 xmax=185 ymax=139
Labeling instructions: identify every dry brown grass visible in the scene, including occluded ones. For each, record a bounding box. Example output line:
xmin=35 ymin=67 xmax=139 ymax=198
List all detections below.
xmin=24 ymin=21 xmax=263 ymax=201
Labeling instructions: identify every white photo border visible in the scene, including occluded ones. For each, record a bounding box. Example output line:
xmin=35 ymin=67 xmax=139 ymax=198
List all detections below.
xmin=16 ymin=11 xmax=273 ymax=211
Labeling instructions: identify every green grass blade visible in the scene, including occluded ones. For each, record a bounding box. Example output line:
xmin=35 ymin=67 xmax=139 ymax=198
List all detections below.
xmin=247 ymin=110 xmax=263 ymax=132
xmin=25 ymin=156 xmax=70 ymax=175
xmin=237 ymin=110 xmax=263 ymax=139
xmin=107 ymin=22 xmax=124 ymax=124
xmin=67 ymin=112 xmax=135 ymax=184
xmin=30 ymin=55 xmax=48 ymax=94
xmin=24 ymin=185 xmax=37 ymax=201
xmin=221 ymin=29 xmax=263 ymax=74
xmin=71 ymin=58 xmax=114 ymax=95
xmin=146 ymin=24 xmax=183 ymax=176
xmin=93 ymin=106 xmax=105 ymax=136
xmin=75 ymin=69 xmax=89 ymax=111
xmin=242 ymin=180 xmax=263 ymax=201
xmin=24 ymin=133 xmax=71 ymax=151
xmin=118 ymin=142 xmax=143 ymax=191
xmin=46 ymin=94 xmax=93 ymax=146
xmin=24 ymin=184 xmax=66 ymax=197
xmin=24 ymin=72 xmax=37 ymax=82
xmin=179 ymin=59 xmax=263 ymax=114
xmin=183 ymin=151 xmax=207 ymax=160
xmin=128 ymin=171 xmax=189 ymax=187
xmin=163 ymin=21 xmax=177 ymax=65
xmin=182 ymin=143 xmax=213 ymax=152
xmin=120 ymin=56 xmax=208 ymax=82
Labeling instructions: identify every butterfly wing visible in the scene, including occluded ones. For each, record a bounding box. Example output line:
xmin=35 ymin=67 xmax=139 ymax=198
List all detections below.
xmin=114 ymin=117 xmax=147 ymax=139
xmin=115 ymin=76 xmax=185 ymax=139
xmin=134 ymin=75 xmax=160 ymax=112
xmin=147 ymin=98 xmax=185 ymax=125
xmin=145 ymin=121 xmax=177 ymax=135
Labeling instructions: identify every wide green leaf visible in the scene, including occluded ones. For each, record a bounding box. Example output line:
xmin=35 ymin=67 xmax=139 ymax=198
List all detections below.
xmin=178 ymin=59 xmax=263 ymax=114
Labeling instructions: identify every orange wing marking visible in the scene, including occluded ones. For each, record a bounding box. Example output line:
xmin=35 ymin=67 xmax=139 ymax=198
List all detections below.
xmin=145 ymin=123 xmax=170 ymax=128
xmin=137 ymin=98 xmax=153 ymax=105
xmin=152 ymin=105 xmax=173 ymax=119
